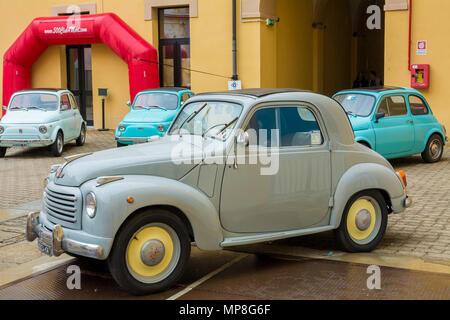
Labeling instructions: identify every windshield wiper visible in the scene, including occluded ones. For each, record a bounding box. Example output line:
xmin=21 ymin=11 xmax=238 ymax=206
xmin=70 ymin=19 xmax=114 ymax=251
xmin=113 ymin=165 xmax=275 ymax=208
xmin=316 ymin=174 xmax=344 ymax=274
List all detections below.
xmin=176 ymin=103 xmax=208 ymax=135
xmin=10 ymin=106 xmax=28 ymax=111
xmin=203 ymin=117 xmax=239 ymax=139
xmin=148 ymin=105 xmax=167 ymax=111
xmin=28 ymin=106 xmax=48 ymax=112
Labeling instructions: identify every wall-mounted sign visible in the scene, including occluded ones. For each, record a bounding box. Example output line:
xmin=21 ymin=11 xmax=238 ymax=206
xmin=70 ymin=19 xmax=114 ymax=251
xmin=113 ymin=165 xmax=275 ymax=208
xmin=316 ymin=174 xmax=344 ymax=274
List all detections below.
xmin=417 ymin=40 xmax=427 ymax=56
xmin=228 ymin=80 xmax=242 ymax=91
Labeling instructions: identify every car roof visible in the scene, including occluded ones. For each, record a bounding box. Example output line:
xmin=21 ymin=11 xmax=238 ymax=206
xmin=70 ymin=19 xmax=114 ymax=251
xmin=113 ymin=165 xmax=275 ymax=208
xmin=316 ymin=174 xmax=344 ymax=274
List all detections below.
xmin=197 ymin=88 xmax=310 ymax=99
xmin=16 ymin=88 xmax=68 ymax=93
xmin=335 ymin=86 xmax=422 ymax=96
xmin=139 ymin=87 xmax=192 ymax=93
xmin=187 ymin=89 xmax=355 ymax=146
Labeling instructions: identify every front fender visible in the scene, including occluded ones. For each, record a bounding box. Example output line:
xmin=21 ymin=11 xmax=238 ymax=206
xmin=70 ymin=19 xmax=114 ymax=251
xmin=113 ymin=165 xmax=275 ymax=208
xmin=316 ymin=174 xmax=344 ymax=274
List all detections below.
xmin=330 ymin=163 xmax=405 ymax=228
xmin=80 ymin=175 xmax=223 ymax=254
xmin=49 ymin=124 xmax=64 ymax=142
xmin=354 ymin=129 xmax=375 ymax=149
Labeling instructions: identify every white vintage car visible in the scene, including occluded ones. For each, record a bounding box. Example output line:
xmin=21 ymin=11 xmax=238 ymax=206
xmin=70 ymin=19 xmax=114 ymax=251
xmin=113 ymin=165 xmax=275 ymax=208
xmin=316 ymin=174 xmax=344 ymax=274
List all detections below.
xmin=0 ymin=89 xmax=87 ymax=157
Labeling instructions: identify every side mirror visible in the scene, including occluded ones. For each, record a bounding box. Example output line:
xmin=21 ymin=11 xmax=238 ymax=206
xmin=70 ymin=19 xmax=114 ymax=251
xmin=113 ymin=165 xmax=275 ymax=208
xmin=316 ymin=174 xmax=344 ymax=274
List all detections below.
xmin=375 ymin=112 xmax=386 ymax=123
xmin=126 ymin=101 xmax=131 ymax=107
xmin=236 ymin=131 xmax=250 ymax=147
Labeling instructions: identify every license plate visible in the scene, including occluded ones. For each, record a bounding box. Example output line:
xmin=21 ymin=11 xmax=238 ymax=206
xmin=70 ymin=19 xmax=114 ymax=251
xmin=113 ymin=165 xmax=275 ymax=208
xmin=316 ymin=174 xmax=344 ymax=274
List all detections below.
xmin=38 ymin=239 xmax=52 ymax=256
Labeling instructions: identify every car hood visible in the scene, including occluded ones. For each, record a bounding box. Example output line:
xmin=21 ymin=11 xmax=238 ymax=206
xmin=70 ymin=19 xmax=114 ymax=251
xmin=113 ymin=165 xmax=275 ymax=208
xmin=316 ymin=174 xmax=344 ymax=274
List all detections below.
xmin=348 ymin=115 xmax=371 ymax=131
xmin=54 ymin=135 xmax=222 ymax=187
xmin=1 ymin=110 xmax=60 ymax=124
xmin=123 ymin=109 xmax=177 ymax=124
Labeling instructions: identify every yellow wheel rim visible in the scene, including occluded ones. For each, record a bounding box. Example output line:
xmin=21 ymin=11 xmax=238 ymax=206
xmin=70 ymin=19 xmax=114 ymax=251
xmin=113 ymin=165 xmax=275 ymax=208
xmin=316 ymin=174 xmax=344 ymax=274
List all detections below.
xmin=127 ymin=226 xmax=174 ymax=278
xmin=346 ymin=199 xmax=376 ymax=241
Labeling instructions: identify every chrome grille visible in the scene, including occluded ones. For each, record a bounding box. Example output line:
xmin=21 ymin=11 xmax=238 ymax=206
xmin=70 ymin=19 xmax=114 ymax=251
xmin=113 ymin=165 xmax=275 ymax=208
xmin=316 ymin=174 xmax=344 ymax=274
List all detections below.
xmin=44 ymin=184 xmax=82 ymax=229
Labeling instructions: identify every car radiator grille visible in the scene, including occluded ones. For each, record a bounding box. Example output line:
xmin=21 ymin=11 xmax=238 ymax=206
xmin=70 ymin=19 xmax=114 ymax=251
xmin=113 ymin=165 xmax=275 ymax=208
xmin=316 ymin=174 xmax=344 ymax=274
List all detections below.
xmin=44 ymin=185 xmax=82 ymax=230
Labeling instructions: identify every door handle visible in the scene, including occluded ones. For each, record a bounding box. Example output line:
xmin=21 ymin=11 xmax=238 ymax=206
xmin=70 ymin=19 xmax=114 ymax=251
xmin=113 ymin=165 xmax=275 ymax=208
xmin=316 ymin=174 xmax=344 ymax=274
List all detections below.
xmin=408 ymin=120 xmax=414 ymax=124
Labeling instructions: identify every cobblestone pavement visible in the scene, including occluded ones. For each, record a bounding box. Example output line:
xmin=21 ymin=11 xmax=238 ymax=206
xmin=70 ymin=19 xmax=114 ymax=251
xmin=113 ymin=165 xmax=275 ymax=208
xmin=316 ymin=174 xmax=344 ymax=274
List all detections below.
xmin=0 ymin=132 xmax=449 ymax=273
xmin=0 ymin=129 xmax=116 ymax=271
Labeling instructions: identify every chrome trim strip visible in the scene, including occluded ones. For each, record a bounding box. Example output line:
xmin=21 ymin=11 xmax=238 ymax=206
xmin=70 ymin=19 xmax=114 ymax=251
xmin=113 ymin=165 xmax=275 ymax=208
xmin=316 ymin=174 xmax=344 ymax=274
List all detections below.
xmin=96 ymin=176 xmax=125 ymax=187
xmin=0 ymin=139 xmax=52 ymax=144
xmin=115 ymin=137 xmax=149 ymax=142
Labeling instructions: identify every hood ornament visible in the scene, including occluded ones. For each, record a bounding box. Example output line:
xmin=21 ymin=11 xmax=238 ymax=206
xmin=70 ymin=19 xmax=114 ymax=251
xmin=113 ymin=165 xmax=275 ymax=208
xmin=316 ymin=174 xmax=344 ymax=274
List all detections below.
xmin=56 ymin=153 xmax=93 ymax=179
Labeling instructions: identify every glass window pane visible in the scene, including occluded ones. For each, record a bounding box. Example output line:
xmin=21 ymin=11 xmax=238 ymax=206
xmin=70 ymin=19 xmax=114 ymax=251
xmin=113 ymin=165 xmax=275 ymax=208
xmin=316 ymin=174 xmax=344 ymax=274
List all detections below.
xmin=180 ymin=44 xmax=191 ymax=88
xmin=378 ymin=99 xmax=389 ymax=116
xmin=68 ymin=48 xmax=79 ymax=91
xmin=388 ymin=96 xmax=407 ymax=116
xmin=247 ymin=108 xmax=278 ymax=147
xmin=409 ymin=95 xmax=429 ymax=115
xmin=159 ymin=8 xmax=190 ymax=39
xmin=162 ymin=45 xmax=175 ymax=87
xmin=279 ymin=107 xmax=323 ymax=147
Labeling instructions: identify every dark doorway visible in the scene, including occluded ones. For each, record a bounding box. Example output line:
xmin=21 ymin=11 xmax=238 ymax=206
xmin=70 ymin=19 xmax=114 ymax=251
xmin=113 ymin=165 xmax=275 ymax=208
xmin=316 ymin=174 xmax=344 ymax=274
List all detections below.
xmin=159 ymin=7 xmax=191 ymax=88
xmin=66 ymin=45 xmax=93 ymax=125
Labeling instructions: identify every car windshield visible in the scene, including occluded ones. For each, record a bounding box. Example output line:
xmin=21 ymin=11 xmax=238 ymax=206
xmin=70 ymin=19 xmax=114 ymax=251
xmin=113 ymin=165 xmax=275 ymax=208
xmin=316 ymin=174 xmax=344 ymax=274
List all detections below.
xmin=9 ymin=93 xmax=58 ymax=111
xmin=169 ymin=101 xmax=243 ymax=140
xmin=133 ymin=92 xmax=179 ymax=111
xmin=334 ymin=94 xmax=376 ymax=117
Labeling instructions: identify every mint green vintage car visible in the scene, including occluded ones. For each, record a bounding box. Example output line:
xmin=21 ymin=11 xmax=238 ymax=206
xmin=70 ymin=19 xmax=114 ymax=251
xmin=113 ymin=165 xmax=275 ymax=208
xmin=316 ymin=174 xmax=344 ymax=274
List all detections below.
xmin=26 ymin=89 xmax=411 ymax=295
xmin=0 ymin=89 xmax=86 ymax=157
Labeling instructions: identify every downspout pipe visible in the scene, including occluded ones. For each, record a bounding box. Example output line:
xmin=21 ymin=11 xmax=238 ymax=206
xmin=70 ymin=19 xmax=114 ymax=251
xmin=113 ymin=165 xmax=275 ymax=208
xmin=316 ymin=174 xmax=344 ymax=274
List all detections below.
xmin=408 ymin=0 xmax=412 ymax=71
xmin=232 ymin=0 xmax=238 ymax=80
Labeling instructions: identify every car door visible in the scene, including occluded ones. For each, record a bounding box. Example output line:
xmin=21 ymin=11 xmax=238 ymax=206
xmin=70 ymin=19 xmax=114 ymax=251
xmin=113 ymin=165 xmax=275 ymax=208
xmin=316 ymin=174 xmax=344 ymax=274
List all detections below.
xmin=408 ymin=94 xmax=434 ymax=152
xmin=373 ymin=95 xmax=414 ymax=156
xmin=59 ymin=94 xmax=74 ymax=141
xmin=68 ymin=94 xmax=83 ymax=137
xmin=220 ymin=104 xmax=332 ymax=233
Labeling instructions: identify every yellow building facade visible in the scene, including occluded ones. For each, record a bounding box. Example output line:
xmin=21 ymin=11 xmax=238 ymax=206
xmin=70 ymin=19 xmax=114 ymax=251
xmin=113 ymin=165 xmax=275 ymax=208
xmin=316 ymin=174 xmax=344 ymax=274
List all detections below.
xmin=0 ymin=0 xmax=448 ymax=129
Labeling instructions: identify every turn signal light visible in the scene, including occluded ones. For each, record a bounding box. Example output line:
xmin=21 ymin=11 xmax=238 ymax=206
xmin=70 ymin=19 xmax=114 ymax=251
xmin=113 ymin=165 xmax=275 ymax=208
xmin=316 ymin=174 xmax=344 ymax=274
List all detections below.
xmin=396 ymin=170 xmax=407 ymax=187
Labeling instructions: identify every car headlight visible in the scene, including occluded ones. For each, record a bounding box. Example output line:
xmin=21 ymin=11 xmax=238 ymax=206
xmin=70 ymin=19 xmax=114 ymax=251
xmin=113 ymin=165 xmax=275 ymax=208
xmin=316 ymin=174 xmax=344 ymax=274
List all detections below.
xmin=0 ymin=126 xmax=4 ymax=134
xmin=86 ymin=192 xmax=97 ymax=218
xmin=119 ymin=125 xmax=126 ymax=132
xmin=39 ymin=126 xmax=47 ymax=134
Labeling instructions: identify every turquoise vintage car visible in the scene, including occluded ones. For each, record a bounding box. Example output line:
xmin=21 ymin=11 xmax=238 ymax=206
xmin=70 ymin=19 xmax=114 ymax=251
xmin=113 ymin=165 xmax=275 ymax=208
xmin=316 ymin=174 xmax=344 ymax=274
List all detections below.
xmin=334 ymin=87 xmax=447 ymax=163
xmin=115 ymin=87 xmax=194 ymax=147
xmin=27 ymin=89 xmax=411 ymax=295
xmin=0 ymin=89 xmax=86 ymax=157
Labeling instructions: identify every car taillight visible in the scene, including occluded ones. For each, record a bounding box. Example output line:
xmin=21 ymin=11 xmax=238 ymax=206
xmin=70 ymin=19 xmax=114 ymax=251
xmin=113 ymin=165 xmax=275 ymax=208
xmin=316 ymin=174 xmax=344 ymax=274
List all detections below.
xmin=396 ymin=170 xmax=407 ymax=187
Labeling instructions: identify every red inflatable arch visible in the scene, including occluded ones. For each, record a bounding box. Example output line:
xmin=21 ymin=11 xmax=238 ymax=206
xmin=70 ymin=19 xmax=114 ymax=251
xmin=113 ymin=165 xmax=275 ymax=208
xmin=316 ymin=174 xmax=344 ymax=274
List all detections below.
xmin=2 ymin=13 xmax=159 ymax=113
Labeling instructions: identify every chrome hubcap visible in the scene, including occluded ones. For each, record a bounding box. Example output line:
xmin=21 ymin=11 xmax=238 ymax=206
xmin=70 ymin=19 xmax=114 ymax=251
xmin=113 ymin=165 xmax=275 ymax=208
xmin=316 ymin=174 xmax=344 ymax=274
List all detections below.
xmin=355 ymin=209 xmax=372 ymax=231
xmin=57 ymin=137 xmax=63 ymax=153
xmin=430 ymin=140 xmax=442 ymax=159
xmin=140 ymin=239 xmax=165 ymax=266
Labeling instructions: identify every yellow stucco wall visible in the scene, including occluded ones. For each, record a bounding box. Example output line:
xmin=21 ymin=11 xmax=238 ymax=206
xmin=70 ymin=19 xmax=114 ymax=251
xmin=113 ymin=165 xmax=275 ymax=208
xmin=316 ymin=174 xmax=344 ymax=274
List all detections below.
xmin=385 ymin=0 xmax=450 ymax=128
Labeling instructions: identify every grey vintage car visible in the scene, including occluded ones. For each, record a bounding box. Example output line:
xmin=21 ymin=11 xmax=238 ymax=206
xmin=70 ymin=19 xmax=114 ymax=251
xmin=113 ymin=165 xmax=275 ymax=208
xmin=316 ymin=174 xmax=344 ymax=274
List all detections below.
xmin=26 ymin=89 xmax=411 ymax=295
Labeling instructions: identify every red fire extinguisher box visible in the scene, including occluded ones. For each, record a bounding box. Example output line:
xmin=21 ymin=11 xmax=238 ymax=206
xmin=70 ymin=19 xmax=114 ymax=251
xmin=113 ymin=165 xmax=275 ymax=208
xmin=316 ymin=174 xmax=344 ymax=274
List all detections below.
xmin=411 ymin=64 xmax=430 ymax=89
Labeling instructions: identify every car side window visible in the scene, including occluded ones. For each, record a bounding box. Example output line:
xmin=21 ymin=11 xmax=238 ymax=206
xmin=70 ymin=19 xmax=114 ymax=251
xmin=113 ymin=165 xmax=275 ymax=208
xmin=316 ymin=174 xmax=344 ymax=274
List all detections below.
xmin=247 ymin=108 xmax=278 ymax=148
xmin=68 ymin=95 xmax=78 ymax=110
xmin=279 ymin=107 xmax=324 ymax=147
xmin=409 ymin=95 xmax=429 ymax=116
xmin=378 ymin=96 xmax=407 ymax=117
xmin=60 ymin=95 xmax=71 ymax=111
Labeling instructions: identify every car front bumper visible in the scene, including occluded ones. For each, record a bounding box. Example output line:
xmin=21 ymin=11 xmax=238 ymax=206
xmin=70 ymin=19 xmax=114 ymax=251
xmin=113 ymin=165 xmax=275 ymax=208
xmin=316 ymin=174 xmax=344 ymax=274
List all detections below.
xmin=391 ymin=194 xmax=412 ymax=214
xmin=115 ymin=137 xmax=151 ymax=144
xmin=26 ymin=212 xmax=104 ymax=259
xmin=0 ymin=138 xmax=53 ymax=147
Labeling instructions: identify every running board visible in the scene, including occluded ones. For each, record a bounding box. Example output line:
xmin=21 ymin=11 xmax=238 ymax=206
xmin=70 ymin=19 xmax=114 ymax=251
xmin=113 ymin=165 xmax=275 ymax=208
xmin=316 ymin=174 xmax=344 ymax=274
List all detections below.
xmin=221 ymin=225 xmax=335 ymax=248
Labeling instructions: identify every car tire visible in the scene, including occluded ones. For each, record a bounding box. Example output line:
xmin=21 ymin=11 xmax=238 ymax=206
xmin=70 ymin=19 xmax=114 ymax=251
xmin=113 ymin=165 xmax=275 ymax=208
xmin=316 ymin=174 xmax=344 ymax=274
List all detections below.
xmin=0 ymin=147 xmax=7 ymax=158
xmin=108 ymin=209 xmax=191 ymax=295
xmin=422 ymin=134 xmax=444 ymax=163
xmin=334 ymin=190 xmax=388 ymax=253
xmin=117 ymin=142 xmax=126 ymax=148
xmin=76 ymin=124 xmax=86 ymax=146
xmin=50 ymin=131 xmax=64 ymax=157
